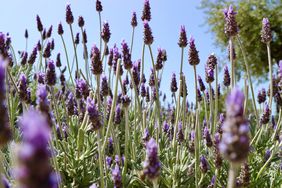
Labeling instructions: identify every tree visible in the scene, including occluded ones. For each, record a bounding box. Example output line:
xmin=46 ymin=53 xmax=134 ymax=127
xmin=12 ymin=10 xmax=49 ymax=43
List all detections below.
xmin=200 ymin=0 xmax=282 ymax=82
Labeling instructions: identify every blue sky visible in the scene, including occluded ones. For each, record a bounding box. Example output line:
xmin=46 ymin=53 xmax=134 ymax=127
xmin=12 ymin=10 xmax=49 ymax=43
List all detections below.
xmin=0 ymin=0 xmax=224 ymax=103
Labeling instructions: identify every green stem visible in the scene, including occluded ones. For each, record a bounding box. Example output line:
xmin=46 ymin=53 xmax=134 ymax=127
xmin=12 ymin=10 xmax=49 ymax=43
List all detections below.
xmin=123 ymin=107 xmax=129 ymax=174
xmin=97 ymin=131 xmax=105 ymax=188
xmin=60 ymin=35 xmax=75 ymax=86
xmin=69 ymin=24 xmax=79 ymax=78
xmin=80 ymin=27 xmax=90 ymax=83
xmin=99 ymin=12 xmax=102 ymax=52
xmin=130 ymin=27 xmax=135 ymax=55
xmin=209 ymin=83 xmax=214 ymax=134
xmin=229 ymin=38 xmax=235 ymax=88
xmin=267 ymin=43 xmax=273 ymax=110
xmin=227 ymin=163 xmax=238 ymax=188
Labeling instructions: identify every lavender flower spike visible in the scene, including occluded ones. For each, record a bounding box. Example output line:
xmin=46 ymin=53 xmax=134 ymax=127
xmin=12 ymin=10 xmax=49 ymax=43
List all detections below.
xmin=141 ymin=0 xmax=151 ymax=21
xmin=223 ymin=65 xmax=231 ymax=87
xmin=101 ymin=21 xmax=111 ymax=43
xmin=223 ymin=5 xmax=238 ymax=37
xmin=261 ymin=18 xmax=272 ymax=44
xmin=188 ymin=36 xmax=200 ymax=66
xmin=178 ymin=25 xmax=187 ymax=48
xmin=131 ymin=11 xmax=138 ymax=27
xmin=143 ymin=138 xmax=161 ymax=180
xmin=220 ymin=88 xmax=249 ymax=163
xmin=87 ymin=97 xmax=102 ymax=131
xmin=143 ymin=20 xmax=154 ymax=45
xmin=0 ymin=62 xmax=11 ymax=146
xmin=91 ymin=45 xmax=103 ymax=75
xmin=112 ymin=164 xmax=122 ymax=188
xmin=17 ymin=109 xmax=59 ymax=187
xmin=66 ymin=4 xmax=74 ymax=25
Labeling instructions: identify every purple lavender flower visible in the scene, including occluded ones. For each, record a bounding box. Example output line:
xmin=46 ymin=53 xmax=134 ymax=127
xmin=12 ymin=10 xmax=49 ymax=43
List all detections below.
xmin=106 ymin=156 xmax=112 ymax=168
xmin=197 ymin=88 xmax=202 ymax=102
xmin=18 ymin=73 xmax=29 ymax=102
xmin=101 ymin=75 xmax=109 ymax=97
xmin=36 ymin=15 xmax=43 ymax=32
xmin=223 ymin=65 xmax=231 ymax=87
xmin=78 ymin=16 xmax=85 ymax=27
xmin=43 ymin=42 xmax=51 ymax=58
xmin=178 ymin=25 xmax=187 ymax=48
xmin=200 ymin=155 xmax=209 ymax=173
xmin=66 ymin=92 xmax=78 ymax=116
xmin=131 ymin=11 xmax=138 ymax=27
xmin=223 ymin=5 xmax=238 ymax=37
xmin=155 ymin=48 xmax=164 ymax=70
xmin=143 ymin=128 xmax=150 ymax=143
xmin=177 ymin=122 xmax=184 ymax=143
xmin=114 ymin=104 xmax=122 ymax=125
xmin=149 ymin=69 xmax=155 ymax=87
xmin=106 ymin=97 xmax=112 ymax=119
xmin=121 ymin=40 xmax=132 ymax=70
xmin=261 ymin=18 xmax=272 ymax=44
xmin=260 ymin=103 xmax=271 ymax=124
xmin=141 ymin=83 xmax=146 ymax=97
xmin=56 ymin=53 xmax=61 ymax=67
xmin=74 ymin=33 xmax=80 ymax=45
xmin=206 ymin=53 xmax=217 ymax=70
xmin=122 ymin=94 xmax=131 ymax=108
xmin=96 ymin=0 xmax=103 ymax=12
xmin=170 ymin=73 xmax=178 ymax=93
xmin=197 ymin=75 xmax=206 ymax=92
xmin=141 ymin=0 xmax=151 ymax=21
xmin=87 ymin=97 xmax=101 ymax=131
xmin=107 ymin=137 xmax=114 ymax=155
xmin=66 ymin=4 xmax=74 ymax=25
xmin=57 ymin=22 xmax=64 ymax=35
xmin=188 ymin=36 xmax=200 ymax=66
xmin=257 ymin=88 xmax=266 ymax=104
xmin=20 ymin=51 xmax=28 ymax=66
xmin=36 ymin=84 xmax=50 ymax=112
xmin=75 ymin=79 xmax=89 ymax=99
xmin=17 ymin=109 xmax=58 ymax=188
xmin=24 ymin=29 xmax=28 ymax=39
xmin=220 ymin=88 xmax=249 ymax=163
xmin=47 ymin=25 xmax=53 ymax=38
xmin=132 ymin=62 xmax=140 ymax=87
xmin=91 ymin=45 xmax=102 ymax=75
xmin=28 ymin=46 xmax=37 ymax=65
xmin=143 ymin=20 xmax=153 ymax=45
xmin=112 ymin=164 xmax=122 ymax=188
xmin=264 ymin=149 xmax=271 ymax=162
xmin=101 ymin=21 xmax=111 ymax=43
xmin=205 ymin=64 xmax=214 ymax=83
xmin=0 ymin=63 xmax=11 ymax=146
xmin=163 ymin=121 xmax=169 ymax=134
xmin=46 ymin=60 xmax=56 ymax=86
xmin=143 ymin=138 xmax=161 ymax=180
xmin=146 ymin=86 xmax=150 ymax=102
xmin=204 ymin=126 xmax=213 ymax=147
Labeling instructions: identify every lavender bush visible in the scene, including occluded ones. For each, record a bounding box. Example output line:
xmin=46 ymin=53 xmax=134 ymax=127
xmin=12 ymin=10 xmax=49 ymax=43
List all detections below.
xmin=0 ymin=1 xmax=281 ymax=188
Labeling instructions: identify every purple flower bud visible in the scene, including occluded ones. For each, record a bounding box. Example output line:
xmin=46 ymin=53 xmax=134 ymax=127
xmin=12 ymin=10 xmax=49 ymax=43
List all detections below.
xmin=20 ymin=51 xmax=28 ymax=66
xmin=43 ymin=42 xmax=51 ymax=58
xmin=46 ymin=60 xmax=56 ymax=86
xmin=28 ymin=46 xmax=37 ymax=65
xmin=101 ymin=75 xmax=109 ymax=97
xmin=106 ymin=156 xmax=112 ymax=168
xmin=260 ymin=103 xmax=271 ymax=124
xmin=155 ymin=48 xmax=164 ymax=70
xmin=82 ymin=29 xmax=88 ymax=44
xmin=114 ymin=104 xmax=122 ymax=125
xmin=18 ymin=73 xmax=29 ymax=102
xmin=257 ymin=88 xmax=266 ymax=104
xmin=106 ymin=97 xmax=112 ymax=119
xmin=87 ymin=97 xmax=101 ymax=131
xmin=223 ymin=65 xmax=231 ymax=87
xmin=112 ymin=164 xmax=122 ymax=188
xmin=17 ymin=109 xmax=58 ymax=188
xmin=197 ymin=75 xmax=206 ymax=92
xmin=131 ymin=11 xmax=138 ymax=27
xmin=57 ymin=22 xmax=64 ymax=35
xmin=121 ymin=40 xmax=132 ymax=70
xmin=75 ymin=79 xmax=89 ymax=99
xmin=122 ymin=95 xmax=131 ymax=108
xmin=66 ymin=92 xmax=78 ymax=116
xmin=46 ymin=25 xmax=53 ymax=38
xmin=205 ymin=64 xmax=214 ymax=83
xmin=197 ymin=88 xmax=202 ymax=102
xmin=36 ymin=15 xmax=43 ymax=32
xmin=141 ymin=83 xmax=146 ymax=97
xmin=143 ymin=21 xmax=154 ymax=45
xmin=188 ymin=36 xmax=200 ymax=66
xmin=0 ymin=63 xmax=11 ymax=146
xmin=143 ymin=138 xmax=161 ymax=180
xmin=96 ymin=0 xmax=103 ymax=12
xmin=220 ymin=88 xmax=249 ymax=163
xmin=206 ymin=53 xmax=217 ymax=70
xmin=141 ymin=0 xmax=151 ymax=21
xmin=74 ymin=33 xmax=80 ymax=45
xmin=101 ymin=21 xmax=111 ymax=43
xmin=143 ymin=128 xmax=150 ymax=143
xmin=66 ymin=4 xmax=74 ymax=24
xmin=91 ymin=45 xmax=103 ymax=75
xmin=264 ymin=149 xmax=271 ymax=162
xmin=200 ymin=155 xmax=209 ymax=173
xmin=146 ymin=86 xmax=150 ymax=102
xmin=78 ymin=16 xmax=85 ymax=27
xmin=178 ymin=25 xmax=187 ymax=48
xmin=223 ymin=5 xmax=238 ymax=37
xmin=261 ymin=18 xmax=272 ymax=43
xmin=177 ymin=122 xmax=184 ymax=143
xmin=24 ymin=29 xmax=28 ymax=39
xmin=204 ymin=126 xmax=213 ymax=147
xmin=163 ymin=121 xmax=169 ymax=134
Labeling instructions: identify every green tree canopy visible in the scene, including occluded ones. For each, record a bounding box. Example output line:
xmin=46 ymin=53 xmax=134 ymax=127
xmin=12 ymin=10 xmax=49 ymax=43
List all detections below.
xmin=200 ymin=0 xmax=282 ymax=82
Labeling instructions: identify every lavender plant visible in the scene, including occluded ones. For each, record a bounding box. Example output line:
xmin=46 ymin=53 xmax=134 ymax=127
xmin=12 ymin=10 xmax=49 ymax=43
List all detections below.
xmin=0 ymin=1 xmax=281 ymax=188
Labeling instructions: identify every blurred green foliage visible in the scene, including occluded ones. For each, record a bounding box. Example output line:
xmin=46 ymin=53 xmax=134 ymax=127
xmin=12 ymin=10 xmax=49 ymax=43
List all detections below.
xmin=200 ymin=0 xmax=282 ymax=82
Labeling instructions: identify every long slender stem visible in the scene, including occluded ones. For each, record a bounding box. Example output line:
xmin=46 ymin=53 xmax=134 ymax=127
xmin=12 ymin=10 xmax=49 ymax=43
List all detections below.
xmin=130 ymin=27 xmax=135 ymax=55
xmin=267 ymin=43 xmax=273 ymax=110
xmin=193 ymin=65 xmax=198 ymax=109
xmin=229 ymin=38 xmax=235 ymax=88
xmin=227 ymin=163 xmax=238 ymax=188
xmin=69 ymin=25 xmax=79 ymax=78
xmin=123 ymin=107 xmax=129 ymax=174
xmin=102 ymin=60 xmax=120 ymax=151
xmin=214 ymin=64 xmax=218 ymax=133
xmin=209 ymin=83 xmax=214 ymax=133
xmin=60 ymin=35 xmax=75 ymax=86
xmin=97 ymin=131 xmax=105 ymax=188
xmin=80 ymin=27 xmax=89 ymax=83
xmin=140 ymin=43 xmax=145 ymax=87
xmin=194 ymin=110 xmax=200 ymax=188
xmin=99 ymin=12 xmax=102 ymax=52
